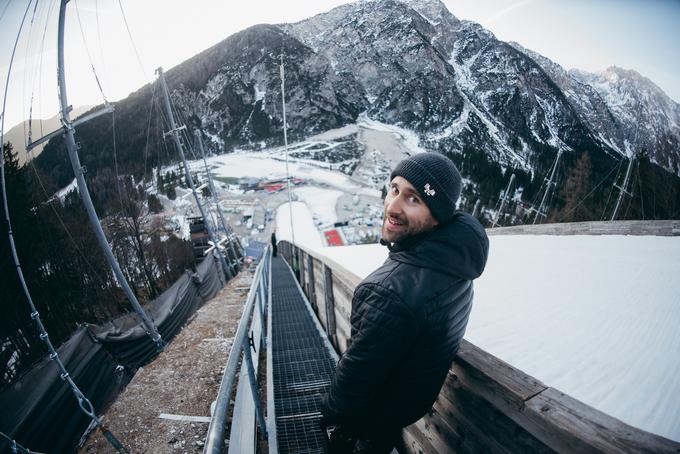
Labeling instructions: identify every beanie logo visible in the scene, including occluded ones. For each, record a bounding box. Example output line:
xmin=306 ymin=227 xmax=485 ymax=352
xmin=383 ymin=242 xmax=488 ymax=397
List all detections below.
xmin=424 ymin=183 xmax=436 ymax=196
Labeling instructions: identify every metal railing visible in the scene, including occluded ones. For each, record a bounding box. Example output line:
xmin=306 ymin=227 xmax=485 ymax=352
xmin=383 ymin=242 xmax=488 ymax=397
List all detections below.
xmin=204 ymin=246 xmax=271 ymax=454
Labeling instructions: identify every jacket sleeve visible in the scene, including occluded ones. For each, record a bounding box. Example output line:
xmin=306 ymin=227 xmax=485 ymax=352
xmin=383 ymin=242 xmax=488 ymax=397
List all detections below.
xmin=322 ymin=282 xmax=419 ymax=425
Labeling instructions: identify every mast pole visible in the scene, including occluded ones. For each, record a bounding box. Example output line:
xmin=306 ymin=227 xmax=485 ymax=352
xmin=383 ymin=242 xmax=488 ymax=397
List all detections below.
xmin=195 ymin=130 xmax=241 ymax=273
xmin=280 ymin=55 xmax=296 ymax=246
xmin=533 ymin=149 xmax=562 ymax=224
xmin=492 ymin=172 xmax=516 ymax=228
xmin=156 ymin=67 xmax=232 ymax=279
xmin=611 ymin=154 xmax=635 ymax=221
xmin=57 ymin=0 xmax=164 ymax=351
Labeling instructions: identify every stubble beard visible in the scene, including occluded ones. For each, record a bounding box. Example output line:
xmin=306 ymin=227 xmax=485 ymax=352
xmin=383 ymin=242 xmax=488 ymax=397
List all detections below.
xmin=381 ymin=211 xmax=433 ymax=244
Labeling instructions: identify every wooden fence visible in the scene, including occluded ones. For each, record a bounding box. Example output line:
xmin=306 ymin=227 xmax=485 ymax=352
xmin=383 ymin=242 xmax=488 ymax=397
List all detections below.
xmin=487 ymin=220 xmax=680 ymax=236
xmin=278 ymin=240 xmax=679 ymax=453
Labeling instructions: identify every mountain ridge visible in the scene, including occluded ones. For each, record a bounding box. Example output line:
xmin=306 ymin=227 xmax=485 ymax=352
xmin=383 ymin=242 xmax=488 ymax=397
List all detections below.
xmin=30 ymin=0 xmax=680 ymax=221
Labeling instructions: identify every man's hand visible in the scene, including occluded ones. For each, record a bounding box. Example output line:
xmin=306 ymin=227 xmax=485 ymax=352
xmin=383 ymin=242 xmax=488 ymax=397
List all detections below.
xmin=322 ymin=422 xmax=357 ymax=454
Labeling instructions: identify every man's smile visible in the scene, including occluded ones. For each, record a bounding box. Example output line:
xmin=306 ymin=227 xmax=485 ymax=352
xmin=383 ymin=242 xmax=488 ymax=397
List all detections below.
xmin=385 ymin=216 xmax=406 ymax=230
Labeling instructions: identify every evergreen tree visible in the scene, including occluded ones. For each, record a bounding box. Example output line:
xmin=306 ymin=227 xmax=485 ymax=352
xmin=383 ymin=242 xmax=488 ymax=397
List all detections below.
xmin=550 ymin=151 xmax=594 ymax=222
xmin=148 ymin=193 xmax=163 ymax=213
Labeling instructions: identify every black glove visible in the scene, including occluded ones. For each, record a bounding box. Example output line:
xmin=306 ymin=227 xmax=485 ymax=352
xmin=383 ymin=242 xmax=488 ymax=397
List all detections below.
xmin=320 ymin=419 xmax=357 ymax=454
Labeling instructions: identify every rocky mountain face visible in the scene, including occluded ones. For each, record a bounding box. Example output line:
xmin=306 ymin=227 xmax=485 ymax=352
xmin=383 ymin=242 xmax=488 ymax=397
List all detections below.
xmin=35 ymin=0 xmax=680 ymax=220
xmin=571 ymin=67 xmax=680 ymax=174
xmin=152 ymin=0 xmax=680 ymax=175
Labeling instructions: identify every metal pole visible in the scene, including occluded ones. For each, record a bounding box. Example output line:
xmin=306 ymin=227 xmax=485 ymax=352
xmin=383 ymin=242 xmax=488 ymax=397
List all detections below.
xmin=242 ymin=339 xmax=268 ymax=438
xmin=195 ymin=131 xmax=240 ymax=273
xmin=533 ymin=149 xmax=562 ymax=224
xmin=156 ymin=67 xmax=232 ymax=279
xmin=257 ymin=267 xmax=267 ymax=344
xmin=492 ymin=172 xmax=515 ymax=227
xmin=203 ymin=251 xmax=268 ymax=454
xmin=611 ymin=154 xmax=635 ymax=221
xmin=280 ymin=55 xmax=296 ymax=248
xmin=57 ymin=0 xmax=164 ymax=351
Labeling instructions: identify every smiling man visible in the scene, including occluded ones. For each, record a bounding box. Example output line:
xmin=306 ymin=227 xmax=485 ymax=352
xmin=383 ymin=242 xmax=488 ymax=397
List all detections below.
xmin=321 ymin=152 xmax=490 ymax=453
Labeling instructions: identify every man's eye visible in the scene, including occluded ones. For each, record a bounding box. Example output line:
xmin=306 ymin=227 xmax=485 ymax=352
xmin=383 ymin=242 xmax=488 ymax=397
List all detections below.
xmin=391 ymin=186 xmax=398 ymax=194
xmin=409 ymin=196 xmax=419 ymax=204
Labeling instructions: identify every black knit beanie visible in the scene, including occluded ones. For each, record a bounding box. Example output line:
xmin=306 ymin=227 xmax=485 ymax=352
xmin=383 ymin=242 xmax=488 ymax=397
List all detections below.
xmin=390 ymin=153 xmax=462 ymax=224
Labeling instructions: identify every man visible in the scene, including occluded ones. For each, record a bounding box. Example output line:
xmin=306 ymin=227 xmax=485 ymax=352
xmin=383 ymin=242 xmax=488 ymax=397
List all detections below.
xmin=321 ymin=152 xmax=489 ymax=453
xmin=271 ymin=231 xmax=278 ymax=257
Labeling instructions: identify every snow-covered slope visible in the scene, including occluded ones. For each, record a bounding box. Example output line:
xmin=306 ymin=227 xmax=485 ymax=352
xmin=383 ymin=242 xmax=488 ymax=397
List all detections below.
xmin=316 ymin=235 xmax=680 ymax=443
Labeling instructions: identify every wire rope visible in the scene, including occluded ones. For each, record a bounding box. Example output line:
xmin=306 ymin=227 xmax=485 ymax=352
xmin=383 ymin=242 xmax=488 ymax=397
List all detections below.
xmin=94 ymin=0 xmax=109 ymax=95
xmin=31 ymin=0 xmax=57 ymax=143
xmin=620 ymin=157 xmax=639 ymax=220
xmin=0 ymin=430 xmax=43 ymax=454
xmin=556 ymin=156 xmax=621 ymax=223
xmin=0 ymin=0 xmax=13 ymax=24
xmin=142 ymin=82 xmax=159 ymax=184
xmin=116 ymin=0 xmax=148 ymax=81
xmin=1 ymin=1 xmax=128 ymax=451
xmin=21 ymin=0 xmax=41 ymax=149
xmin=26 ymin=153 xmax=118 ymax=301
xmin=600 ymin=157 xmax=624 ymax=220
xmin=111 ymin=108 xmax=126 ymax=210
xmin=636 ymin=159 xmax=645 ymax=219
xmin=74 ymin=0 xmax=108 ymax=102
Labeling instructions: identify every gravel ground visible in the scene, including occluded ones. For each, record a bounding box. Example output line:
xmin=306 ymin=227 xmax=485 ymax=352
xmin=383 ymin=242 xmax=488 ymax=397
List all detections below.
xmin=79 ymin=271 xmax=253 ymax=454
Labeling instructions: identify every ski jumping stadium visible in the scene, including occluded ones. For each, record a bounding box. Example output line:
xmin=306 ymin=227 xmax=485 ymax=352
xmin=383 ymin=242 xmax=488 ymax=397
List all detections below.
xmin=2 ymin=2 xmax=680 ymax=452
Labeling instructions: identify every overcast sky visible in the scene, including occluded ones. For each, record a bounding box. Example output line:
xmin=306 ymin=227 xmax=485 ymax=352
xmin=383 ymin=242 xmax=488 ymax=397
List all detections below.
xmin=1 ymin=0 xmax=678 ymax=132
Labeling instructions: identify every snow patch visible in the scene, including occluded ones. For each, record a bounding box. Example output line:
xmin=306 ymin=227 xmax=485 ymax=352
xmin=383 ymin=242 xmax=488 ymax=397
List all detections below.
xmin=293 ymin=186 xmax=343 ymax=226
xmin=358 ymin=113 xmax=428 ymax=155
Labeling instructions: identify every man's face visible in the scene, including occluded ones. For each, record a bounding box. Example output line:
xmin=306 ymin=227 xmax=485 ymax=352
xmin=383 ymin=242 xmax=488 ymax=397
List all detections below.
xmin=382 ymin=176 xmax=439 ymax=243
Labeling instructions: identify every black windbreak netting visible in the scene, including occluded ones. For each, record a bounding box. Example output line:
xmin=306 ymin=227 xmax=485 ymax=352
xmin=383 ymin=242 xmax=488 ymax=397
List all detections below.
xmin=91 ymin=252 xmax=224 ymax=369
xmin=0 ymin=252 xmax=226 ymax=453
xmin=0 ymin=326 xmax=130 ymax=453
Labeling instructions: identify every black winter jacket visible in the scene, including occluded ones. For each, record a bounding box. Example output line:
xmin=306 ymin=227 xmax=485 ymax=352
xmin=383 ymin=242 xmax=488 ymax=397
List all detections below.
xmin=321 ymin=212 xmax=489 ymax=435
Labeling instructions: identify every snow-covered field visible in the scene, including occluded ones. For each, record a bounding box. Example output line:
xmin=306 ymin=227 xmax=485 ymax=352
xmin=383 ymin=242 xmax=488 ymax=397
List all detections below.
xmin=293 ymin=186 xmax=343 ymax=226
xmin=205 ymin=153 xmax=358 ymax=191
xmin=298 ymin=233 xmax=680 ymax=442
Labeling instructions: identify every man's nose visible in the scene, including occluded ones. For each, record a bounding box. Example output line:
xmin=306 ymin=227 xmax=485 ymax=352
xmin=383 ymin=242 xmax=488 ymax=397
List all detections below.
xmin=385 ymin=194 xmax=403 ymax=215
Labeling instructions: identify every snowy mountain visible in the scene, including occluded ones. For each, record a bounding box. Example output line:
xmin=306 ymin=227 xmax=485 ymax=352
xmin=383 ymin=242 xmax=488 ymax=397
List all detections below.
xmin=513 ymin=42 xmax=680 ymax=175
xmin=35 ymin=0 xmax=680 ymax=221
xmin=167 ymin=0 xmax=680 ymax=175
xmin=571 ymin=67 xmax=680 ymax=174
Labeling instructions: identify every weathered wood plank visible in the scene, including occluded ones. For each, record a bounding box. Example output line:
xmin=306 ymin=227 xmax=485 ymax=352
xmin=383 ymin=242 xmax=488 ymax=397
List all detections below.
xmin=306 ymin=253 xmax=316 ymax=308
xmin=521 ymin=387 xmax=680 ymax=453
xmin=330 ymin=279 xmax=352 ymax=324
xmin=323 ymin=265 xmax=337 ymax=349
xmin=400 ymin=428 xmax=428 ymax=454
xmin=437 ymin=372 xmax=554 ymax=454
xmin=298 ymin=250 xmax=306 ymax=291
xmin=315 ymin=264 xmax=328 ymax=331
xmin=407 ymin=405 xmax=463 ymax=453
xmin=454 ymin=340 xmax=548 ymax=412
xmin=487 ymin=220 xmax=680 ymax=237
xmin=401 ymin=419 xmax=438 ymax=454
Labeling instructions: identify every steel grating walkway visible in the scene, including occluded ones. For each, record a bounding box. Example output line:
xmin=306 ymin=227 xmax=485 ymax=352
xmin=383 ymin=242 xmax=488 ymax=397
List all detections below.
xmin=270 ymin=256 xmax=337 ymax=454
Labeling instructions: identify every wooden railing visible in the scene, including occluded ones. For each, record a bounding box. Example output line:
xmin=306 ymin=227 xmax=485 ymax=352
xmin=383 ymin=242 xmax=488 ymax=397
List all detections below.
xmin=278 ymin=240 xmax=680 ymax=453
xmin=487 ymin=220 xmax=680 ymax=236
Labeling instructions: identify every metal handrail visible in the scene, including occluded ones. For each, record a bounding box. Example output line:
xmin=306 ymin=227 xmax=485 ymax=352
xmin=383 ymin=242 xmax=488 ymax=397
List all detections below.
xmin=204 ymin=246 xmax=271 ymax=454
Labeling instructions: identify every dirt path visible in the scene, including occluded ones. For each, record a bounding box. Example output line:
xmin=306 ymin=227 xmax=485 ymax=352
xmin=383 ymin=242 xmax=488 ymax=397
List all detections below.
xmin=79 ymin=271 xmax=253 ymax=454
